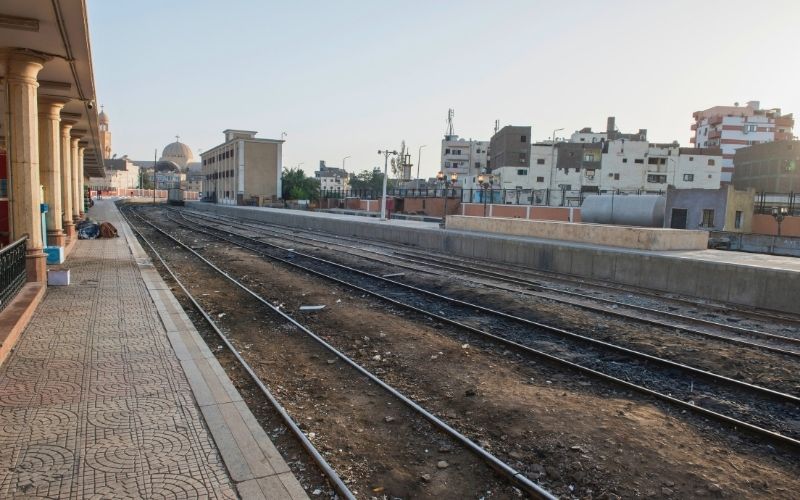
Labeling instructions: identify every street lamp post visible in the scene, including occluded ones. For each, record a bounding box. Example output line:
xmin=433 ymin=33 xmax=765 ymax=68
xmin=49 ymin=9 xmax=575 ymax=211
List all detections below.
xmin=378 ymin=149 xmax=398 ymax=220
xmin=478 ymin=173 xmax=488 ymax=217
xmin=549 ymin=128 xmax=564 ymax=205
xmin=772 ymin=206 xmax=789 ymax=236
xmin=342 ymin=155 xmax=351 ymax=172
xmin=437 ymin=171 xmax=458 ymax=222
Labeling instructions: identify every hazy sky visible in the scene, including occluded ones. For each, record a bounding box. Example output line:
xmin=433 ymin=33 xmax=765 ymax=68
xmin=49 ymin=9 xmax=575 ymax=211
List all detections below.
xmin=89 ymin=0 xmax=799 ymax=178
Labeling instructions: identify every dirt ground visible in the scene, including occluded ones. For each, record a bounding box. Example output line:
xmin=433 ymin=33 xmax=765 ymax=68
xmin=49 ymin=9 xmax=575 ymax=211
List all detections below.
xmin=136 ymin=206 xmax=800 ymax=498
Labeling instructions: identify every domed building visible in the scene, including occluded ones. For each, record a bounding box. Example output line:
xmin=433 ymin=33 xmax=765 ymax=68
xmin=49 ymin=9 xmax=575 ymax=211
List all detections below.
xmin=160 ymin=136 xmax=194 ymax=170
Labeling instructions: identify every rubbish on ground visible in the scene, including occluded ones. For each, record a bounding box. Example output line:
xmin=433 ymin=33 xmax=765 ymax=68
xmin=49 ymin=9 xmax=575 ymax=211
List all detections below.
xmin=299 ymin=305 xmax=326 ymax=311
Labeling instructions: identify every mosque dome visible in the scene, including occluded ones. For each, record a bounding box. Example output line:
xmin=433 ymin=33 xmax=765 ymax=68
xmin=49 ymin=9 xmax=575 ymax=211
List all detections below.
xmin=160 ymin=137 xmax=194 ymax=169
xmin=99 ymin=108 xmax=109 ymax=124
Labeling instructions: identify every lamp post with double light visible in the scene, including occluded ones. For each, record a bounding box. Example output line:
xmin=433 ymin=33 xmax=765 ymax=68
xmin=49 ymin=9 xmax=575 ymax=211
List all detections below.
xmin=478 ymin=173 xmax=493 ymax=217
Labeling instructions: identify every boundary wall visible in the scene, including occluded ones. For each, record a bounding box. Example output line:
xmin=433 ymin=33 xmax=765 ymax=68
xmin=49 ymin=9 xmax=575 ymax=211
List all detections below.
xmin=446 ymin=216 xmax=708 ymax=251
xmin=188 ymin=203 xmax=800 ymax=315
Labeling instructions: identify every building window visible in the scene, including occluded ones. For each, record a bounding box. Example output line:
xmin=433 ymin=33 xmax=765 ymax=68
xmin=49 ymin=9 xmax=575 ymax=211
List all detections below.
xmin=735 ymin=211 xmax=743 ymax=229
xmin=519 ymin=152 xmax=527 ymax=162
xmin=536 ymin=176 xmax=544 ymax=182
xmin=701 ymin=209 xmax=715 ymax=228
xmin=634 ymin=158 xmax=644 ymax=164
xmin=537 ymin=158 xmax=545 ymax=165
xmin=445 ymin=148 xmax=450 ymax=154
xmin=521 ymin=135 xmax=527 ymax=143
xmin=708 ymin=159 xmax=715 ymax=166
xmin=584 ymin=154 xmax=594 ymax=162
xmin=517 ymin=169 xmax=528 ymax=175
xmin=585 ymin=169 xmax=595 ymax=179
xmin=622 ymin=158 xmax=628 ymax=163
xmin=689 ymin=156 xmax=694 ymax=161
xmin=683 ymin=174 xmax=694 ymax=181
xmin=743 ymin=124 xmax=757 ymax=133
xmin=647 ymin=174 xmax=667 ymax=183
xmin=613 ymin=173 xmax=620 ymax=180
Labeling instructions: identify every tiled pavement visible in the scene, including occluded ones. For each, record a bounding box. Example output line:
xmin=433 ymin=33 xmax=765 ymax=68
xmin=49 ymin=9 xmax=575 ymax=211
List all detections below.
xmin=0 ymin=200 xmax=307 ymax=499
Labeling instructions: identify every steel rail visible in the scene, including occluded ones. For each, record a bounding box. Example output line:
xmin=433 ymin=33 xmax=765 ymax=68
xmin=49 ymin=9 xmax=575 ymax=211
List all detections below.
xmin=120 ymin=208 xmax=357 ymax=500
xmin=126 ymin=207 xmax=556 ymax=500
xmin=158 ymin=209 xmax=800 ymax=450
xmin=184 ymin=207 xmax=800 ymax=326
xmin=179 ymin=210 xmax=800 ymax=357
xmin=172 ymin=210 xmax=800 ymax=405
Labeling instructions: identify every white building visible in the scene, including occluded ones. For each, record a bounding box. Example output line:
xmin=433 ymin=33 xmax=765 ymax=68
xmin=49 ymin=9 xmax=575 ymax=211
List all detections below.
xmin=441 ymin=135 xmax=489 ymax=176
xmin=691 ymin=100 xmax=794 ymax=182
xmin=88 ymin=158 xmax=140 ymax=191
xmin=490 ymin=140 xmax=722 ymax=206
xmin=315 ymin=161 xmax=349 ymax=193
xmin=601 ymin=141 xmax=721 ymax=192
xmin=570 ymin=128 xmax=606 ymax=144
xmin=201 ymin=129 xmax=284 ymax=205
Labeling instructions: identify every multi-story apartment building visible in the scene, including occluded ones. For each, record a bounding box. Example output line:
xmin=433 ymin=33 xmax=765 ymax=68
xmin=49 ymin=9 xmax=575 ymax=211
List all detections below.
xmin=315 ymin=161 xmax=349 ymax=192
xmin=441 ymin=135 xmax=489 ymax=176
xmin=201 ymin=129 xmax=283 ymax=205
xmin=733 ymin=140 xmax=800 ymax=193
xmin=492 ymin=140 xmax=722 ymax=205
xmin=488 ymin=126 xmax=531 ymax=171
xmin=691 ymin=100 xmax=794 ymax=182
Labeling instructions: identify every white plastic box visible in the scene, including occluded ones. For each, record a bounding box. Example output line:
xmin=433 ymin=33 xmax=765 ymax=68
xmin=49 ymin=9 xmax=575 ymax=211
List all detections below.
xmin=47 ymin=268 xmax=70 ymax=286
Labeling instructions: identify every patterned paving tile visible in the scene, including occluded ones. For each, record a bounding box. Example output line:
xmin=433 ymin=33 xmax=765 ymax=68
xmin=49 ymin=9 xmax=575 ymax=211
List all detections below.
xmin=0 ymin=203 xmax=236 ymax=499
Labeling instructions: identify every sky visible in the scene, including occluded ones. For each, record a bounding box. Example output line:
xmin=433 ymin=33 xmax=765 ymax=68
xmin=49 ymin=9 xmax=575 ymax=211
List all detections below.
xmin=88 ymin=0 xmax=800 ymax=179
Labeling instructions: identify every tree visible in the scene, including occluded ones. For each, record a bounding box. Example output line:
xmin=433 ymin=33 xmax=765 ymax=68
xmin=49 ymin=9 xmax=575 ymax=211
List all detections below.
xmin=348 ymin=169 xmax=391 ymax=194
xmin=281 ymin=167 xmax=319 ymax=200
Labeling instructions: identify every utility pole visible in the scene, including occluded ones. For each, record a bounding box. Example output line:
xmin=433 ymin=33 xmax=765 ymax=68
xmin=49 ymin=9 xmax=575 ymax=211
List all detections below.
xmin=377 ymin=149 xmax=398 ymax=220
xmin=417 ymin=145 xmax=426 ymax=184
xmin=153 ymin=148 xmax=157 ymax=205
xmin=549 ymin=128 xmax=564 ymax=206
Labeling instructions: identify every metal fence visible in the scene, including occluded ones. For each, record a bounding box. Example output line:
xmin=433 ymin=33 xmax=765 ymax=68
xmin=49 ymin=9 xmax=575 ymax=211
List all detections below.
xmin=320 ymin=188 xmax=665 ymax=207
xmin=0 ymin=236 xmax=28 ymax=313
xmin=754 ymin=192 xmax=799 ymax=216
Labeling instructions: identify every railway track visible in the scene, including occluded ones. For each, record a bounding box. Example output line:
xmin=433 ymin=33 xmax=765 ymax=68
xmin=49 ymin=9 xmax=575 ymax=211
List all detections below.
xmin=177 ymin=209 xmax=800 ymax=359
xmin=150 ymin=206 xmax=800 ymax=450
xmin=182 ymin=207 xmax=800 ymax=337
xmin=122 ymin=206 xmax=556 ymax=499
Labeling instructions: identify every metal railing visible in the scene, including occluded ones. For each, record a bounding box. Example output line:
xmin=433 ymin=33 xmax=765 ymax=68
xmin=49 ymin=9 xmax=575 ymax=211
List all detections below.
xmin=0 ymin=236 xmax=28 ymax=313
xmin=754 ymin=192 xmax=799 ymax=216
xmin=320 ymin=187 xmax=665 ymax=207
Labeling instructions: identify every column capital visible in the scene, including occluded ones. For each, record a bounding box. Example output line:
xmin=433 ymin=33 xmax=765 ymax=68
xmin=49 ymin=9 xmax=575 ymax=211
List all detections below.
xmin=38 ymin=95 xmax=71 ymax=119
xmin=0 ymin=48 xmax=51 ymax=84
xmin=60 ymin=118 xmax=78 ymax=133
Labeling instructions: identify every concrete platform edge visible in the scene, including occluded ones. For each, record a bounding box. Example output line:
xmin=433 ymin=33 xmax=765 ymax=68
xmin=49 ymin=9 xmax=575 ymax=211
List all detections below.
xmin=117 ymin=204 xmax=308 ymax=500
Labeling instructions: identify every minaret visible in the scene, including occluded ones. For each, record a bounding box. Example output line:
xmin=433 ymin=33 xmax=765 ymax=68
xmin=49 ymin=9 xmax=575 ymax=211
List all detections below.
xmin=98 ymin=105 xmax=112 ymax=160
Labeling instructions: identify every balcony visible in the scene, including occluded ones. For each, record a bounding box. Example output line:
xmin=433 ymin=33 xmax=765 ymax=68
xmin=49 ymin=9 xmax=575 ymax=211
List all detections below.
xmin=708 ymin=129 xmax=721 ymax=139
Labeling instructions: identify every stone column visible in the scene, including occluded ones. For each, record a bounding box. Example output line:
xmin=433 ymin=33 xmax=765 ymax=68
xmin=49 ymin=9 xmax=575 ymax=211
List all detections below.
xmin=38 ymin=96 xmax=69 ymax=248
xmin=2 ymin=49 xmax=50 ymax=282
xmin=60 ymin=120 xmax=76 ymax=238
xmin=70 ymin=135 xmax=81 ymax=222
xmin=77 ymin=145 xmax=85 ymax=216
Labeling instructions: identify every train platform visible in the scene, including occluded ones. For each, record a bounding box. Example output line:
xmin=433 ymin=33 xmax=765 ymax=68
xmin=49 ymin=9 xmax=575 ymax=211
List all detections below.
xmin=0 ymin=200 xmax=307 ymax=499
xmin=189 ymin=203 xmax=800 ymax=314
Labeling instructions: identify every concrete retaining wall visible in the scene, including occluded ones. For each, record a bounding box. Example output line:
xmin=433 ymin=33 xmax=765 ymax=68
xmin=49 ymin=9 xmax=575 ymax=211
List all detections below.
xmin=188 ymin=202 xmax=800 ymax=315
xmin=446 ymin=215 xmax=708 ymax=251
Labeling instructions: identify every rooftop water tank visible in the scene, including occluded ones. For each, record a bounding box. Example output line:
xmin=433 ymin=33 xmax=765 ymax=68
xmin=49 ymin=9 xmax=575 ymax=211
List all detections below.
xmin=581 ymin=194 xmax=665 ymax=227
